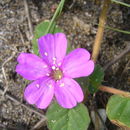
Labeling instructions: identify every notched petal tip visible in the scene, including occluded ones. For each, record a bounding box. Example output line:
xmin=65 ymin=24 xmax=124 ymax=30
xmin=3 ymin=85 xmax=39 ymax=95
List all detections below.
xmin=15 ymin=53 xmax=50 ymax=80
xmin=38 ymin=33 xmax=67 ymax=65
xmin=38 ymin=33 xmax=53 ymax=42
xmin=62 ymin=48 xmax=94 ymax=78
xmin=54 ymin=32 xmax=66 ymax=38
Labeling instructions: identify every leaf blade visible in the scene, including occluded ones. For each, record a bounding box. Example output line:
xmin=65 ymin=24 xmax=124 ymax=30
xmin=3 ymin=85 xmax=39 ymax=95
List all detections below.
xmin=88 ymin=64 xmax=104 ymax=94
xmin=46 ymin=102 xmax=90 ymax=130
xmin=106 ymin=95 xmax=130 ymax=128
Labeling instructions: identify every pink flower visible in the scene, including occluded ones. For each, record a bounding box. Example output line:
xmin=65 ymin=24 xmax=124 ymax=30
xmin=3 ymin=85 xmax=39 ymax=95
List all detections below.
xmin=16 ymin=33 xmax=94 ymax=109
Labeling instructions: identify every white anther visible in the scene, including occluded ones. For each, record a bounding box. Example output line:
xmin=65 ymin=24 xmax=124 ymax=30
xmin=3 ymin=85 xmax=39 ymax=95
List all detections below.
xmin=58 ymin=62 xmax=61 ymax=66
xmin=60 ymin=83 xmax=64 ymax=87
xmin=53 ymin=57 xmax=56 ymax=60
xmin=43 ymin=65 xmax=47 ymax=68
xmin=48 ymin=84 xmax=53 ymax=88
xmin=46 ymin=73 xmax=50 ymax=76
xmin=56 ymin=68 xmax=59 ymax=70
xmin=52 ymin=66 xmax=56 ymax=70
xmin=58 ymin=75 xmax=62 ymax=79
xmin=36 ymin=84 xmax=40 ymax=88
xmin=44 ymin=52 xmax=48 ymax=56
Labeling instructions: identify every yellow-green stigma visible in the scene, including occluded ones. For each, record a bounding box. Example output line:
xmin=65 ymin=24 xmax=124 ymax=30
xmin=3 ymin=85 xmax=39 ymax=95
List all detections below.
xmin=52 ymin=68 xmax=63 ymax=80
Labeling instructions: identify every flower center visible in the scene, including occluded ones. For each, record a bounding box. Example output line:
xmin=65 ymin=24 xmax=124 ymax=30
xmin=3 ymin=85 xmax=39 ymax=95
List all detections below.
xmin=52 ymin=68 xmax=63 ymax=80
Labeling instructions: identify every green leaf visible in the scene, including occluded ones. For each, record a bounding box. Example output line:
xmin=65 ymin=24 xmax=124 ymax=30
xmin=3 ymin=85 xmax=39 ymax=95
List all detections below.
xmin=106 ymin=95 xmax=130 ymax=128
xmin=46 ymin=102 xmax=90 ymax=130
xmin=32 ymin=21 xmax=63 ymax=55
xmin=53 ymin=25 xmax=63 ymax=33
xmin=88 ymin=64 xmax=104 ymax=94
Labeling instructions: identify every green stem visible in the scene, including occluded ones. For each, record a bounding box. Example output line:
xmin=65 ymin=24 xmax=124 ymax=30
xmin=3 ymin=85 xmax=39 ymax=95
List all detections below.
xmin=45 ymin=0 xmax=65 ymax=34
xmin=105 ymin=25 xmax=130 ymax=34
xmin=112 ymin=0 xmax=130 ymax=7
xmin=95 ymin=23 xmax=130 ymax=34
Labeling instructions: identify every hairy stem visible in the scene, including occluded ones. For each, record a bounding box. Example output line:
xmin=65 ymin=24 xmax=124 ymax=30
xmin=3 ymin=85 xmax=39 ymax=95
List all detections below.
xmin=45 ymin=0 xmax=65 ymax=34
xmin=99 ymin=85 xmax=130 ymax=97
xmin=92 ymin=0 xmax=111 ymax=62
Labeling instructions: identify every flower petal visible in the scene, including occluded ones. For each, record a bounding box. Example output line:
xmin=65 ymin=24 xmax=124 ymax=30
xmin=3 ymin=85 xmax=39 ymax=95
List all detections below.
xmin=24 ymin=77 xmax=54 ymax=109
xmin=55 ymin=77 xmax=84 ymax=109
xmin=38 ymin=33 xmax=67 ymax=66
xmin=61 ymin=48 xmax=94 ymax=78
xmin=16 ymin=53 xmax=50 ymax=80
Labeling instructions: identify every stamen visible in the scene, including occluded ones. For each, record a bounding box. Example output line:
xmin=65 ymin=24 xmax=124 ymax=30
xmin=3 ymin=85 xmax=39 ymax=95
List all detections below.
xmin=52 ymin=57 xmax=56 ymax=65
xmin=60 ymin=83 xmax=64 ymax=87
xmin=58 ymin=62 xmax=61 ymax=66
xmin=46 ymin=73 xmax=50 ymax=76
xmin=56 ymin=68 xmax=59 ymax=70
xmin=44 ymin=52 xmax=48 ymax=56
xmin=36 ymin=84 xmax=40 ymax=88
xmin=58 ymin=75 xmax=62 ymax=79
xmin=52 ymin=66 xmax=56 ymax=70
xmin=48 ymin=84 xmax=53 ymax=88
xmin=51 ymin=68 xmax=63 ymax=80
xmin=53 ymin=57 xmax=56 ymax=60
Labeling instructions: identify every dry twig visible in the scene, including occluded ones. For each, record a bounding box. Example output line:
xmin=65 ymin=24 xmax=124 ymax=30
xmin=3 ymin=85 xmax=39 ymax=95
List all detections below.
xmin=92 ymin=0 xmax=111 ymax=62
xmin=0 ymin=87 xmax=46 ymax=119
xmin=31 ymin=118 xmax=46 ymax=130
xmin=17 ymin=25 xmax=25 ymax=45
xmin=0 ymin=35 xmax=8 ymax=42
xmin=96 ymin=110 xmax=108 ymax=130
xmin=69 ymin=0 xmax=76 ymax=9
xmin=24 ymin=0 xmax=33 ymax=40
xmin=1 ymin=51 xmax=16 ymax=96
xmin=91 ymin=110 xmax=108 ymax=130
xmin=103 ymin=44 xmax=130 ymax=71
xmin=99 ymin=85 xmax=130 ymax=97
